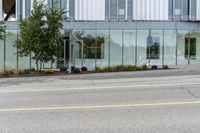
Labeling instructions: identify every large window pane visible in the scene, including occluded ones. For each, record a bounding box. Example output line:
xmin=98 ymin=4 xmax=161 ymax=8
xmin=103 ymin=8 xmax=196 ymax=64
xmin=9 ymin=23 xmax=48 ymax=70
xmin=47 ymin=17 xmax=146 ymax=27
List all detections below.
xmin=148 ymin=30 xmax=163 ymax=66
xmin=164 ymin=30 xmax=176 ymax=65
xmin=53 ymin=0 xmax=61 ymax=9
xmin=110 ymin=0 xmax=118 ymax=20
xmin=137 ymin=30 xmax=149 ymax=66
xmin=5 ymin=30 xmax=17 ymax=69
xmin=3 ymin=0 xmax=16 ymax=21
xmin=0 ymin=40 xmax=3 ymax=71
xmin=123 ymin=30 xmax=136 ymax=65
xmin=82 ymin=30 xmax=96 ymax=69
xmin=177 ymin=30 xmax=190 ymax=65
xmin=72 ymin=30 xmax=98 ymax=69
xmin=110 ymin=30 xmax=122 ymax=66
xmin=96 ymin=30 xmax=109 ymax=68
xmin=72 ymin=30 xmax=82 ymax=68
xmin=190 ymin=30 xmax=200 ymax=65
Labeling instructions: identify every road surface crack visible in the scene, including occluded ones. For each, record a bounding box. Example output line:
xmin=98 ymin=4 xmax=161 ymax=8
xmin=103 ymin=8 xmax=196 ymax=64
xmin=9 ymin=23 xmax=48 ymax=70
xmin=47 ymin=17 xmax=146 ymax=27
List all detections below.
xmin=181 ymin=87 xmax=200 ymax=99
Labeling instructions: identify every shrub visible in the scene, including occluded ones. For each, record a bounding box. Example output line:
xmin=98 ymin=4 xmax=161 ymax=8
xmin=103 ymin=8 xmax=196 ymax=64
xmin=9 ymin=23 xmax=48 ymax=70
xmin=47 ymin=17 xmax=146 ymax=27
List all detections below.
xmin=2 ymin=69 xmax=15 ymax=76
xmin=15 ymin=70 xmax=24 ymax=75
xmin=163 ymin=65 xmax=169 ymax=69
xmin=151 ymin=65 xmax=158 ymax=70
xmin=31 ymin=68 xmax=36 ymax=72
xmin=60 ymin=66 xmax=67 ymax=72
xmin=95 ymin=67 xmax=102 ymax=72
xmin=136 ymin=66 xmax=142 ymax=71
xmin=81 ymin=67 xmax=88 ymax=72
xmin=126 ymin=65 xmax=137 ymax=71
xmin=73 ymin=68 xmax=80 ymax=74
xmin=102 ymin=67 xmax=110 ymax=72
xmin=142 ymin=64 xmax=149 ymax=70
xmin=0 ymin=72 xmax=3 ymax=77
xmin=116 ymin=65 xmax=124 ymax=71
xmin=45 ymin=68 xmax=54 ymax=74
xmin=23 ymin=69 xmax=31 ymax=74
xmin=71 ymin=66 xmax=75 ymax=72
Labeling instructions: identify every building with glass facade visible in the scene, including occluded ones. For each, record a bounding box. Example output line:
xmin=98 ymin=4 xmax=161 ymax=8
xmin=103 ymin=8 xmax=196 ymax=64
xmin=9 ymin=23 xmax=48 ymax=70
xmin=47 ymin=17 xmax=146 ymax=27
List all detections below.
xmin=0 ymin=0 xmax=200 ymax=71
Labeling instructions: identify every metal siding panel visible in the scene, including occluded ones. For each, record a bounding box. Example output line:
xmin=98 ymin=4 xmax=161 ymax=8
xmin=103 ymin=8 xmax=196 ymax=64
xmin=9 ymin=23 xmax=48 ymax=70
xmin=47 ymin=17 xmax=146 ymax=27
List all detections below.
xmin=48 ymin=0 xmax=52 ymax=8
xmin=141 ymin=0 xmax=145 ymax=20
xmin=118 ymin=0 xmax=125 ymax=20
xmin=160 ymin=0 xmax=164 ymax=20
xmin=0 ymin=0 xmax=2 ymax=20
xmin=150 ymin=0 xmax=155 ymax=20
xmin=127 ymin=0 xmax=133 ymax=20
xmin=155 ymin=0 xmax=159 ymax=20
xmin=138 ymin=0 xmax=141 ymax=20
xmin=168 ymin=0 xmax=173 ymax=20
xmin=182 ymin=0 xmax=189 ymax=20
xmin=165 ymin=0 xmax=169 ymax=20
xmin=191 ymin=0 xmax=196 ymax=20
xmin=110 ymin=0 xmax=118 ymax=20
xmin=197 ymin=0 xmax=200 ymax=20
xmin=25 ymin=0 xmax=31 ymax=17
xmin=146 ymin=0 xmax=150 ymax=20
xmin=82 ymin=0 xmax=87 ymax=20
xmin=89 ymin=0 xmax=92 ymax=20
xmin=61 ymin=0 xmax=66 ymax=9
xmin=70 ymin=0 xmax=74 ymax=20
xmin=105 ymin=0 xmax=110 ymax=20
xmin=133 ymin=0 xmax=137 ymax=20
xmin=101 ymin=0 xmax=106 ymax=20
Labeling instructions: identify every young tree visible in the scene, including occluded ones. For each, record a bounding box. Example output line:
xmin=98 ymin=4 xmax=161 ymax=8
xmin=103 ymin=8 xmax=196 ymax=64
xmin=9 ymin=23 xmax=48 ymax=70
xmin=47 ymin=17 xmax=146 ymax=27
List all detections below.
xmin=0 ymin=21 xmax=5 ymax=40
xmin=43 ymin=7 xmax=65 ymax=65
xmin=16 ymin=1 xmax=65 ymax=71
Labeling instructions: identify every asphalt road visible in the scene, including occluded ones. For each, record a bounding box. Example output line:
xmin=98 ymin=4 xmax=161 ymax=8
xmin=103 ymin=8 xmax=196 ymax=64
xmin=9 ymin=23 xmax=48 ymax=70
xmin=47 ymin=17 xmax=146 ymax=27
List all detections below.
xmin=0 ymin=68 xmax=200 ymax=133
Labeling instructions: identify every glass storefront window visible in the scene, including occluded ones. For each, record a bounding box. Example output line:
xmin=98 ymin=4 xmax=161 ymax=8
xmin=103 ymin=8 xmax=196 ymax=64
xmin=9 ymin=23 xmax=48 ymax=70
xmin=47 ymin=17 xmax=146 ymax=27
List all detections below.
xmin=5 ymin=30 xmax=17 ymax=69
xmin=137 ymin=30 xmax=149 ymax=66
xmin=110 ymin=30 xmax=123 ymax=66
xmin=96 ymin=30 xmax=109 ymax=68
xmin=164 ymin=30 xmax=176 ymax=65
xmin=185 ymin=38 xmax=196 ymax=59
xmin=123 ymin=30 xmax=136 ymax=65
xmin=177 ymin=30 xmax=190 ymax=65
xmin=148 ymin=30 xmax=163 ymax=66
xmin=82 ymin=30 xmax=96 ymax=69
xmin=190 ymin=30 xmax=200 ymax=65
xmin=0 ymin=40 xmax=3 ymax=71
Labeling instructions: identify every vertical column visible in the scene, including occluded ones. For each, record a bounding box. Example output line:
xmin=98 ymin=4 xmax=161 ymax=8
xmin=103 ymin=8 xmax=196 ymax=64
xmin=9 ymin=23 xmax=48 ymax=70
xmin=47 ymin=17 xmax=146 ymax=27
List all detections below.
xmin=127 ymin=0 xmax=133 ymax=20
xmin=110 ymin=0 xmax=118 ymax=20
xmin=190 ymin=0 xmax=196 ymax=20
xmin=48 ymin=0 xmax=53 ymax=9
xmin=105 ymin=0 xmax=110 ymax=20
xmin=182 ymin=0 xmax=189 ymax=20
xmin=25 ymin=0 xmax=31 ymax=17
xmin=0 ymin=0 xmax=3 ymax=20
xmin=118 ymin=0 xmax=125 ymax=20
xmin=69 ymin=0 xmax=74 ymax=20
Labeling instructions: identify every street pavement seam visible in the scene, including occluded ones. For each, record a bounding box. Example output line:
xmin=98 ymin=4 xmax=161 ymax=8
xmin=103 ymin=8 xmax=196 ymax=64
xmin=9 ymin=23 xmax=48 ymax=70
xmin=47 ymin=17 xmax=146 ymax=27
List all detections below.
xmin=0 ymin=101 xmax=200 ymax=112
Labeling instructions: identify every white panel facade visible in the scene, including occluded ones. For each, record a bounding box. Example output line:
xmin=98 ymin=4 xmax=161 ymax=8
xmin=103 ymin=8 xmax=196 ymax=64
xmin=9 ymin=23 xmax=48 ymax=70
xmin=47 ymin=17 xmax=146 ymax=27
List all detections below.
xmin=75 ymin=0 xmax=105 ymax=21
xmin=196 ymin=0 xmax=200 ymax=20
xmin=0 ymin=0 xmax=3 ymax=20
xmin=133 ymin=0 xmax=169 ymax=21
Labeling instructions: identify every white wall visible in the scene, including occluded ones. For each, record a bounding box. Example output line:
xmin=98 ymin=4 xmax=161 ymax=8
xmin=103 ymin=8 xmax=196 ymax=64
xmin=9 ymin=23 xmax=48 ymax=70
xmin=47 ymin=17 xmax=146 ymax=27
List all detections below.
xmin=133 ymin=0 xmax=169 ymax=21
xmin=75 ymin=0 xmax=105 ymax=21
xmin=196 ymin=0 xmax=200 ymax=20
xmin=0 ymin=0 xmax=3 ymax=20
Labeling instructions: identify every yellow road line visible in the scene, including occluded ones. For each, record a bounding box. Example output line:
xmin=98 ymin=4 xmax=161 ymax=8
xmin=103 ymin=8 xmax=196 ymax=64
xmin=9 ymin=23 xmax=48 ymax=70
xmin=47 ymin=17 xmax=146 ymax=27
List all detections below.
xmin=1 ymin=101 xmax=200 ymax=112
